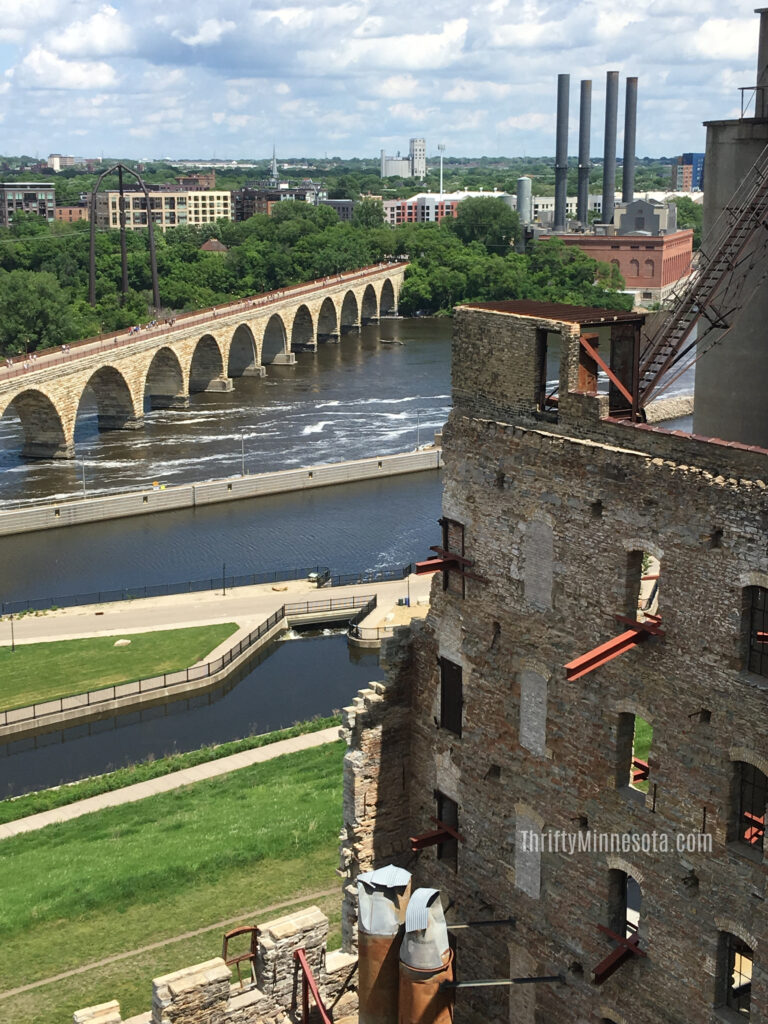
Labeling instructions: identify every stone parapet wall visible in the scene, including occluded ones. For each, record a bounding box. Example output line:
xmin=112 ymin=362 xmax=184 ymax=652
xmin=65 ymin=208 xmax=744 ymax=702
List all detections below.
xmin=73 ymin=907 xmax=357 ymax=1024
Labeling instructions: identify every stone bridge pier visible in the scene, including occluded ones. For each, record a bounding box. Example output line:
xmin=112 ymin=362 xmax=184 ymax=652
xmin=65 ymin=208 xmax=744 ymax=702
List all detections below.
xmin=0 ymin=265 xmax=405 ymax=459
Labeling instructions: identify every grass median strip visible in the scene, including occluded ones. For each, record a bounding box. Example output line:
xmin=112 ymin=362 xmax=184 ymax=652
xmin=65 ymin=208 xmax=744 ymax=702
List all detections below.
xmin=0 ymin=623 xmax=238 ymax=712
xmin=0 ymin=741 xmax=344 ymax=1023
xmin=0 ymin=714 xmax=341 ymax=823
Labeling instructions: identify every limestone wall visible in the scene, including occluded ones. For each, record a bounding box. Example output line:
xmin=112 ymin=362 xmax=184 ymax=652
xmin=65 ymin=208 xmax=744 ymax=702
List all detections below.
xmin=342 ymin=305 xmax=768 ymax=1023
xmin=73 ymin=907 xmax=358 ymax=1024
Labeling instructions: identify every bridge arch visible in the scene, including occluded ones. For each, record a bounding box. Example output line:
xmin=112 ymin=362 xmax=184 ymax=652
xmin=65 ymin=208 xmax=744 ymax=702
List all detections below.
xmin=262 ymin=314 xmax=287 ymax=364
xmin=361 ymin=284 xmax=378 ymax=323
xmin=189 ymin=334 xmax=225 ymax=393
xmin=380 ymin=278 xmax=396 ymax=315
xmin=340 ymin=291 xmax=359 ymax=333
xmin=228 ymin=324 xmax=259 ymax=377
xmin=317 ymin=297 xmax=339 ymax=341
xmin=144 ymin=347 xmax=187 ymax=410
xmin=290 ymin=305 xmax=315 ymax=351
xmin=78 ymin=365 xmax=142 ymax=432
xmin=0 ymin=388 xmax=72 ymax=459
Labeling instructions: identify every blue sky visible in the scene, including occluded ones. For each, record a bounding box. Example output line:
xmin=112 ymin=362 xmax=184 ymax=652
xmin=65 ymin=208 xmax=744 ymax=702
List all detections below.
xmin=0 ymin=0 xmax=763 ymax=162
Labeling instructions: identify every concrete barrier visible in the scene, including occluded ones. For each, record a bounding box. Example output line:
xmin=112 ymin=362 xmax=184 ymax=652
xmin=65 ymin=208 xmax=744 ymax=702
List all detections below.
xmin=0 ymin=448 xmax=442 ymax=538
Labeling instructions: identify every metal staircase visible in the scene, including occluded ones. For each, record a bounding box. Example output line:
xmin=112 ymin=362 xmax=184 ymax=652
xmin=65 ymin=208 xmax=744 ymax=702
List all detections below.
xmin=636 ymin=143 xmax=768 ymax=409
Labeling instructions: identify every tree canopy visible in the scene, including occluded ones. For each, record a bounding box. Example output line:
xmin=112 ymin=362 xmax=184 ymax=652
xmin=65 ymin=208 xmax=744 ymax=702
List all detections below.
xmin=0 ymin=202 xmax=631 ymax=356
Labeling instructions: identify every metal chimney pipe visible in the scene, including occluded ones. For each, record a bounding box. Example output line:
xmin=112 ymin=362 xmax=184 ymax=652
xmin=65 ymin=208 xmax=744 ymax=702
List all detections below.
xmin=622 ymin=77 xmax=638 ymax=204
xmin=602 ymin=70 xmax=619 ymax=224
xmin=756 ymin=8 xmax=768 ymax=117
xmin=554 ymin=73 xmax=570 ymax=232
xmin=577 ymin=79 xmax=592 ymax=225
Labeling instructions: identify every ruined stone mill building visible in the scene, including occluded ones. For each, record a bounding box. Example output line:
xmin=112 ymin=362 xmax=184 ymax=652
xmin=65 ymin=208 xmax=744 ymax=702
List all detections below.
xmin=340 ymin=296 xmax=768 ymax=1023
xmin=341 ymin=15 xmax=768 ymax=1021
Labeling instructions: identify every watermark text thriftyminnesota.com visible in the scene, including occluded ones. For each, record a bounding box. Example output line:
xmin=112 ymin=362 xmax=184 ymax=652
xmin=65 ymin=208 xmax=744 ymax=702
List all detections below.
xmin=519 ymin=830 xmax=712 ymax=856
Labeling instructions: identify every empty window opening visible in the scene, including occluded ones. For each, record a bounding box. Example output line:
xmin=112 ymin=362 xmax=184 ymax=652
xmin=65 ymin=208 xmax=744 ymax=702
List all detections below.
xmin=730 ymin=761 xmax=767 ymax=853
xmin=718 ymin=932 xmax=753 ymax=1017
xmin=745 ymin=586 xmax=768 ymax=677
xmin=436 ymin=792 xmax=458 ymax=871
xmin=441 ymin=517 xmax=466 ymax=598
xmin=591 ymin=499 xmax=604 ymax=519
xmin=626 ymin=550 xmax=661 ymax=623
xmin=608 ymin=869 xmax=642 ymax=942
xmin=617 ymin=713 xmax=653 ymax=792
xmin=709 ymin=527 xmax=723 ymax=549
xmin=439 ymin=658 xmax=463 ymax=736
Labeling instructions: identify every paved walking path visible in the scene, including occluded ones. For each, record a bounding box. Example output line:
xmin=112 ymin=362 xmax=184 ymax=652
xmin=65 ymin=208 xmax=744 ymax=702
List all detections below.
xmin=0 ymin=726 xmax=340 ymax=841
xmin=2 ymin=574 xmax=431 ymax=647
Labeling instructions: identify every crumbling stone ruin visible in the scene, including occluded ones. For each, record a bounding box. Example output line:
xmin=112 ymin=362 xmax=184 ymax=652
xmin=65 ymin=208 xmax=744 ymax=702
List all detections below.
xmin=340 ymin=302 xmax=768 ymax=1022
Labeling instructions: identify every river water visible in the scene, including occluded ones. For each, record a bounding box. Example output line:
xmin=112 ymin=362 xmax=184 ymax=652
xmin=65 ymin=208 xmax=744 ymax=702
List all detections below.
xmin=0 ymin=632 xmax=382 ymax=797
xmin=0 ymin=320 xmax=447 ymax=791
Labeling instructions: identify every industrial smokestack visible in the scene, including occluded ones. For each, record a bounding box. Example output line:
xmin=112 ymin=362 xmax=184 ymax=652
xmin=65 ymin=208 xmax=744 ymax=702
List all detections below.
xmin=622 ymin=77 xmax=638 ymax=203
xmin=757 ymin=8 xmax=768 ymax=117
xmin=577 ymin=79 xmax=592 ymax=225
xmin=554 ymin=73 xmax=570 ymax=232
xmin=602 ymin=71 xmax=619 ymax=225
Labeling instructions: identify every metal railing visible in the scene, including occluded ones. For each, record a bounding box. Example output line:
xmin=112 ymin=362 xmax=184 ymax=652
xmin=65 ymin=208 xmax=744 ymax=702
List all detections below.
xmin=0 ymin=594 xmax=374 ymax=727
xmin=0 ymin=262 xmax=408 ymax=384
xmin=293 ymin=948 xmax=332 ymax=1024
xmin=0 ymin=562 xmax=413 ymax=616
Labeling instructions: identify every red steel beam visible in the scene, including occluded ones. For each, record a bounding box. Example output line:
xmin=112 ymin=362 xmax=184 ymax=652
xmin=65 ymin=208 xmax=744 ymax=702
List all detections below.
xmin=294 ymin=948 xmax=332 ymax=1024
xmin=565 ymin=629 xmax=647 ymax=681
xmin=580 ymin=335 xmax=634 ymax=405
xmin=592 ymin=925 xmax=646 ymax=986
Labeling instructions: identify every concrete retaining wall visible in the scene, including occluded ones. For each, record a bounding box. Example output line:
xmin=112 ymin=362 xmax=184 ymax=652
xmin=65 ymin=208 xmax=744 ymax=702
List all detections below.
xmin=0 ymin=449 xmax=442 ymax=537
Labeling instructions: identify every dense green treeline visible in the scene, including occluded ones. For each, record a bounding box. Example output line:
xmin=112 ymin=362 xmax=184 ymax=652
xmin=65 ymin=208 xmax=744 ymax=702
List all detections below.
xmin=0 ymin=199 xmax=630 ymax=357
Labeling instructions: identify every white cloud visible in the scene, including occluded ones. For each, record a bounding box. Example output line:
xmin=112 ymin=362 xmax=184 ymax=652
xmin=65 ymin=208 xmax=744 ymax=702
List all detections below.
xmin=371 ymin=74 xmax=421 ymax=99
xmin=689 ymin=17 xmax=757 ymax=60
xmin=444 ymin=79 xmax=512 ymax=103
xmin=16 ymin=46 xmax=118 ymax=90
xmin=50 ymin=5 xmax=135 ymax=57
xmin=174 ymin=18 xmax=236 ymax=47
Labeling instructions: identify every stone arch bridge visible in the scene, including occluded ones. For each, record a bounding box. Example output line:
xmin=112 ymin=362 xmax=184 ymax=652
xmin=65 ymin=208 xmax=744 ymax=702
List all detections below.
xmin=0 ymin=263 xmax=406 ymax=459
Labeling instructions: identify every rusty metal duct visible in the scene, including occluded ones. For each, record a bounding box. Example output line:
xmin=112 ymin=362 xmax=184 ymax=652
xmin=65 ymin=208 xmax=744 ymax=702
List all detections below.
xmin=622 ymin=77 xmax=638 ymax=203
xmin=399 ymin=889 xmax=453 ymax=1024
xmin=757 ymin=8 xmax=768 ymax=117
xmin=577 ymin=79 xmax=592 ymax=225
xmin=602 ymin=70 xmax=619 ymax=224
xmin=357 ymin=866 xmax=412 ymax=1024
xmin=554 ymin=73 xmax=570 ymax=232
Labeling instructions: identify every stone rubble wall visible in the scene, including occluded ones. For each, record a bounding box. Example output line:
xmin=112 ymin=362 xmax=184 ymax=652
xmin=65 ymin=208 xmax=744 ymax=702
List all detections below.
xmin=73 ymin=907 xmax=358 ymax=1024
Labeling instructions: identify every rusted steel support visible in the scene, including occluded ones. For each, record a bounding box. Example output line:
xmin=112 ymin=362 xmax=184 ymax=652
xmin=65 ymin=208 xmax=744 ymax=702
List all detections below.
xmin=592 ymin=925 xmax=646 ymax=985
xmin=294 ymin=947 xmax=332 ymax=1024
xmin=410 ymin=818 xmax=465 ymax=852
xmin=579 ymin=334 xmax=633 ymax=404
xmin=565 ymin=616 xmax=664 ymax=681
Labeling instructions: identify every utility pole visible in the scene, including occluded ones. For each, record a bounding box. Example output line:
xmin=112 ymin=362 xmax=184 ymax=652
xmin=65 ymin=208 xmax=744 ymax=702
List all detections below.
xmin=438 ymin=144 xmax=446 ymax=196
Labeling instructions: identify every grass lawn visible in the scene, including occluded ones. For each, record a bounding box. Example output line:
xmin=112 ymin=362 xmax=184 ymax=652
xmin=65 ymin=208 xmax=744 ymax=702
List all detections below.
xmin=0 ymin=741 xmax=344 ymax=1024
xmin=0 ymin=623 xmax=238 ymax=712
xmin=0 ymin=714 xmax=340 ymax=824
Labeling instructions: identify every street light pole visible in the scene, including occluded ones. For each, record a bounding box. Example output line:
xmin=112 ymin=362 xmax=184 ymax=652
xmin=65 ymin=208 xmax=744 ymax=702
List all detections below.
xmin=81 ymin=456 xmax=87 ymax=499
xmin=416 ymin=410 xmax=421 ymax=449
xmin=241 ymin=431 xmax=245 ymax=477
xmin=222 ymin=561 xmax=226 ymax=597
xmin=9 ymin=613 xmax=15 ymax=653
